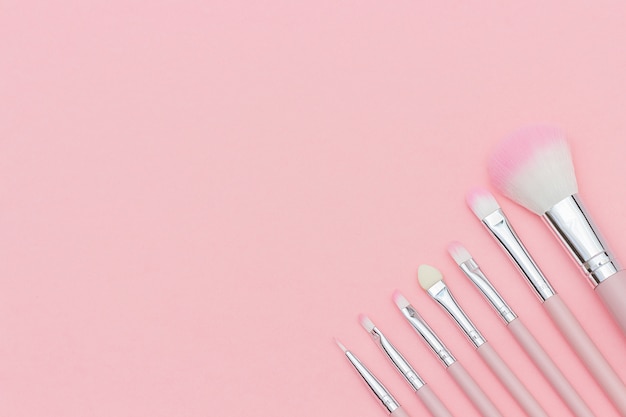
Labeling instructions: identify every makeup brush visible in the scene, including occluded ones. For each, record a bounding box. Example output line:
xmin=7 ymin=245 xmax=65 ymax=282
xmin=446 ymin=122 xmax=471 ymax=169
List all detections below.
xmin=467 ymin=188 xmax=626 ymax=416
xmin=488 ymin=125 xmax=626 ymax=335
xmin=335 ymin=338 xmax=412 ymax=417
xmin=448 ymin=242 xmax=596 ymax=417
xmin=418 ymin=264 xmax=548 ymax=417
xmin=394 ymin=292 xmax=504 ymax=417
xmin=359 ymin=315 xmax=454 ymax=417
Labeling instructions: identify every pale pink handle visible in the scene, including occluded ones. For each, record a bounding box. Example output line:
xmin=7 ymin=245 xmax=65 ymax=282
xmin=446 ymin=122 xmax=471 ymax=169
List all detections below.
xmin=446 ymin=361 xmax=503 ymax=417
xmin=477 ymin=342 xmax=548 ymax=417
xmin=390 ymin=406 xmax=411 ymax=417
xmin=415 ymin=385 xmax=453 ymax=417
xmin=596 ymin=270 xmax=626 ymax=337
xmin=544 ymin=294 xmax=626 ymax=416
xmin=507 ymin=318 xmax=595 ymax=417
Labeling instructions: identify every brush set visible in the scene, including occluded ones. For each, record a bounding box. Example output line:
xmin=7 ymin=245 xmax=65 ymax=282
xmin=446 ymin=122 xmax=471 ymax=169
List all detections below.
xmin=335 ymin=126 xmax=626 ymax=417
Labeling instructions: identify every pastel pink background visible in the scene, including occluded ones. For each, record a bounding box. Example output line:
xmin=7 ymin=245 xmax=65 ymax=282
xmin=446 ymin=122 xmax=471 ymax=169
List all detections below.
xmin=2 ymin=1 xmax=626 ymax=416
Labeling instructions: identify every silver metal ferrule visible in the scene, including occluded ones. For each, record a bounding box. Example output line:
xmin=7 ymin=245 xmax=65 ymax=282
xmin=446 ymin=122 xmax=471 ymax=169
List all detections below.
xmin=344 ymin=350 xmax=400 ymax=413
xmin=369 ymin=326 xmax=426 ymax=391
xmin=483 ymin=209 xmax=556 ymax=301
xmin=398 ymin=303 xmax=457 ymax=367
xmin=427 ymin=281 xmax=486 ymax=348
xmin=459 ymin=258 xmax=517 ymax=324
xmin=544 ymin=194 xmax=621 ymax=286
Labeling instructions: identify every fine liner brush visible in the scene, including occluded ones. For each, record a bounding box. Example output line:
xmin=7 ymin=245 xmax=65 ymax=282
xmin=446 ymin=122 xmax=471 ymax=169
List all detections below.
xmin=448 ymin=242 xmax=595 ymax=417
xmin=394 ymin=292 xmax=504 ymax=417
xmin=359 ymin=314 xmax=454 ymax=417
xmin=467 ymin=188 xmax=626 ymax=416
xmin=489 ymin=125 xmax=626 ymax=335
xmin=335 ymin=338 xmax=412 ymax=417
xmin=418 ymin=264 xmax=548 ymax=417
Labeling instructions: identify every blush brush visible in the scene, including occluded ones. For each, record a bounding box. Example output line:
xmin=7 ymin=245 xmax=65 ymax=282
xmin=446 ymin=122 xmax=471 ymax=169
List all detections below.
xmin=488 ymin=125 xmax=626 ymax=335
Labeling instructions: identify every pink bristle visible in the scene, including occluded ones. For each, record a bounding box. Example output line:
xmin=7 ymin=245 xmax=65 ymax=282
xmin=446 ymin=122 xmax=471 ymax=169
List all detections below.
xmin=488 ymin=125 xmax=566 ymax=192
xmin=392 ymin=290 xmax=410 ymax=308
xmin=488 ymin=124 xmax=577 ymax=214
xmin=465 ymin=186 xmax=493 ymax=209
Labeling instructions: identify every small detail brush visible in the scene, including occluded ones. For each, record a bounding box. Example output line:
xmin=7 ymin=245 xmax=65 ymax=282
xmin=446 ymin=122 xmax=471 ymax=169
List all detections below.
xmin=393 ymin=291 xmax=504 ymax=417
xmin=467 ymin=188 xmax=626 ymax=416
xmin=489 ymin=125 xmax=626 ymax=335
xmin=359 ymin=315 xmax=454 ymax=417
xmin=448 ymin=242 xmax=596 ymax=417
xmin=418 ymin=264 xmax=549 ymax=417
xmin=335 ymin=338 xmax=412 ymax=417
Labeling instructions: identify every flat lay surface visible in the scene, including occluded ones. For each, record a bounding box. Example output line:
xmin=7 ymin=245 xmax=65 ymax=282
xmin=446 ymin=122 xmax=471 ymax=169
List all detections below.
xmin=2 ymin=1 xmax=626 ymax=416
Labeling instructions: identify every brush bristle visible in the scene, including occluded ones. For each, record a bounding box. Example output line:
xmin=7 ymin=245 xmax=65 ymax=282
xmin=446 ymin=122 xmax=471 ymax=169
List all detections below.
xmin=418 ymin=264 xmax=444 ymax=290
xmin=359 ymin=314 xmax=375 ymax=332
xmin=489 ymin=125 xmax=578 ymax=215
xmin=466 ymin=187 xmax=500 ymax=219
xmin=447 ymin=241 xmax=472 ymax=265
xmin=393 ymin=291 xmax=410 ymax=309
xmin=335 ymin=338 xmax=348 ymax=352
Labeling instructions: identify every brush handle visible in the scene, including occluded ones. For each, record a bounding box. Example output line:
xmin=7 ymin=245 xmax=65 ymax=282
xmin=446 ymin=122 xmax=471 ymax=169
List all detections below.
xmin=477 ymin=341 xmax=548 ymax=417
xmin=446 ymin=361 xmax=503 ymax=417
xmin=415 ymin=385 xmax=453 ymax=417
xmin=543 ymin=294 xmax=626 ymax=416
xmin=390 ymin=406 xmax=411 ymax=417
xmin=507 ymin=317 xmax=595 ymax=417
xmin=595 ymin=270 xmax=626 ymax=336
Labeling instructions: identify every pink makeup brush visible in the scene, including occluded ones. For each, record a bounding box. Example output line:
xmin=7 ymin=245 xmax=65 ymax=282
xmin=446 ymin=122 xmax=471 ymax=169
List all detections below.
xmin=394 ymin=291 xmax=504 ymax=417
xmin=359 ymin=315 xmax=454 ymax=417
xmin=467 ymin=188 xmax=626 ymax=416
xmin=488 ymin=125 xmax=626 ymax=335
xmin=418 ymin=264 xmax=548 ymax=417
xmin=448 ymin=242 xmax=596 ymax=417
xmin=335 ymin=338 xmax=412 ymax=417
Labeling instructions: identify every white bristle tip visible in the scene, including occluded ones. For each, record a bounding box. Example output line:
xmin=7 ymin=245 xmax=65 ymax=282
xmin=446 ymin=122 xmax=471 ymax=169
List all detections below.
xmin=393 ymin=291 xmax=410 ymax=309
xmin=359 ymin=314 xmax=375 ymax=332
xmin=489 ymin=125 xmax=578 ymax=215
xmin=447 ymin=241 xmax=472 ymax=265
xmin=418 ymin=264 xmax=444 ymax=290
xmin=466 ymin=187 xmax=500 ymax=219
xmin=335 ymin=338 xmax=347 ymax=352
